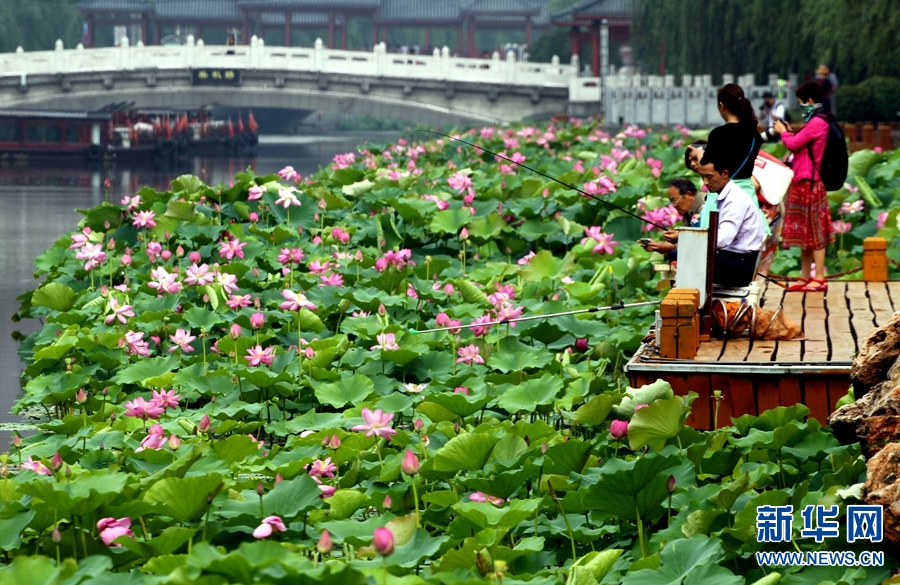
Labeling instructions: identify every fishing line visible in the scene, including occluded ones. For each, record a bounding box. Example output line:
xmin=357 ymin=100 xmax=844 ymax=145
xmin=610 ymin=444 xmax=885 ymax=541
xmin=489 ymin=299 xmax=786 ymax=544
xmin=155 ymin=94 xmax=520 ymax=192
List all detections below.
xmin=411 ymin=129 xmax=668 ymax=230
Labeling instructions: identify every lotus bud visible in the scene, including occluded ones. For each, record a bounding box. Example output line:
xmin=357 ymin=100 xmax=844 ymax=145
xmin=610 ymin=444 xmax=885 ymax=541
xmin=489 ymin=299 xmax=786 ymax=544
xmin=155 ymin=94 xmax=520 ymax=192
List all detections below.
xmin=328 ymin=435 xmax=341 ymax=450
xmin=52 ymin=526 xmax=62 ymax=543
xmin=104 ymin=220 xmax=111 ymax=230
xmin=378 ymin=303 xmax=386 ymax=317
xmin=103 ymin=387 xmax=109 ymax=396
xmin=175 ymin=245 xmax=185 ymax=258
xmin=203 ymin=294 xmax=210 ymax=303
xmin=51 ymin=452 xmax=63 ymax=471
xmin=541 ymin=442 xmax=548 ymax=455
xmin=164 ymin=231 xmax=170 ymax=241
xmin=65 ymin=465 xmax=72 ymax=477
xmin=109 ymin=412 xmax=116 ymax=420
xmin=250 ymin=312 xmax=265 ymax=329
xmin=198 ymin=414 xmax=211 ymax=433
xmin=12 ymin=435 xmax=21 ymax=448
xmin=453 ymin=422 xmax=460 ymax=434
xmin=305 ymin=347 xmax=315 ymax=359
xmin=100 ymin=286 xmax=109 ymax=297
xmin=249 ymin=212 xmax=259 ymax=223
xmin=459 ymin=227 xmax=469 ymax=240
xmin=99 ymin=441 xmax=105 ymax=450
xmin=317 ymin=530 xmax=333 ymax=555
xmin=575 ymin=338 xmax=589 ymax=352
xmin=313 ymin=214 xmax=319 ymax=222
xmin=609 ymin=419 xmax=628 ymax=440
xmin=256 ymin=482 xmax=265 ymax=496
xmin=160 ymin=250 xmax=172 ymax=261
xmin=312 ymin=236 xmax=322 ymax=244
xmin=383 ymin=495 xmax=392 ymax=509
xmin=107 ymin=238 xmax=116 ymax=250
xmin=75 ymin=388 xmax=87 ymax=404
xmin=372 ymin=527 xmax=395 ymax=556
xmin=667 ymin=475 xmax=677 ymax=493
xmin=354 ymin=249 xmax=364 ymax=262
xmin=414 ymin=418 xmax=424 ymax=431
xmin=318 ymin=199 xmax=327 ymax=209
xmin=297 ymin=226 xmax=304 ymax=235
xmin=103 ymin=178 xmax=112 ymax=189
xmin=401 ymin=449 xmax=420 ymax=476
xmin=189 ymin=251 xmax=201 ymax=263
xmin=229 ymin=324 xmax=242 ymax=340
xmin=274 ymin=473 xmax=284 ymax=485
xmin=254 ymin=297 xmax=261 ymax=308
xmin=168 ymin=434 xmax=181 ymax=450
xmin=713 ymin=390 xmax=722 ymax=398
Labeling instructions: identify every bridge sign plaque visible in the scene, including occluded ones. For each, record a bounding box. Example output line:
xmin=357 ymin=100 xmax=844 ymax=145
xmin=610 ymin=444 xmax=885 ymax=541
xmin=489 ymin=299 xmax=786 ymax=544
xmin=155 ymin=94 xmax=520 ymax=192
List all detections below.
xmin=192 ymin=69 xmax=242 ymax=86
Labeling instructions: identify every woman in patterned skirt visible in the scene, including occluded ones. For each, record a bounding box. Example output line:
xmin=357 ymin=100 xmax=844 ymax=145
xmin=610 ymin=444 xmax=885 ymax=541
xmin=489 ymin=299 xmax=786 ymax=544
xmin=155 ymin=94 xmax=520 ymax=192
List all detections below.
xmin=772 ymin=81 xmax=833 ymax=292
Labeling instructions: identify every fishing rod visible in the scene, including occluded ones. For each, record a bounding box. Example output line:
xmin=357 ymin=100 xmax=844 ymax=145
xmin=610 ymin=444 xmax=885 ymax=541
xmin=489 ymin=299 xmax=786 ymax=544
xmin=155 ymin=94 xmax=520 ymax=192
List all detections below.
xmin=409 ymin=301 xmax=660 ymax=334
xmin=412 ymin=129 xmax=668 ymax=230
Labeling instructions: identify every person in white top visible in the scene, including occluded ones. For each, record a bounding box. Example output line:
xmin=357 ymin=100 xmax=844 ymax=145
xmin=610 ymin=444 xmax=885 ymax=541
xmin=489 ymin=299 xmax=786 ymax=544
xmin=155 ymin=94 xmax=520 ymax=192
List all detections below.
xmin=759 ymin=92 xmax=787 ymax=143
xmin=697 ymin=160 xmax=767 ymax=287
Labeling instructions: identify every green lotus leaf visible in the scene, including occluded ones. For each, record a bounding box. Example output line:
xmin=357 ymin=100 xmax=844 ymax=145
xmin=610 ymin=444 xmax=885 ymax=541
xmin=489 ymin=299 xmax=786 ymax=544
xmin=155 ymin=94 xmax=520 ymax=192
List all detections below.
xmin=433 ymin=433 xmax=500 ymax=472
xmin=31 ymin=283 xmax=77 ymax=312
xmin=315 ymin=374 xmax=376 ymax=408
xmin=628 ymin=395 xmax=691 ymax=451
xmin=496 ymin=373 xmax=563 ymax=413
xmin=144 ymin=474 xmax=225 ymax=523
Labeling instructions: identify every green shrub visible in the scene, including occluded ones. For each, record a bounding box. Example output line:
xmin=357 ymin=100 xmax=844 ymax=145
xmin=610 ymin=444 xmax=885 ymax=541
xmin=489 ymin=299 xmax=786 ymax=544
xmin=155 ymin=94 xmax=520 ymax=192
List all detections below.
xmin=836 ymin=77 xmax=900 ymax=123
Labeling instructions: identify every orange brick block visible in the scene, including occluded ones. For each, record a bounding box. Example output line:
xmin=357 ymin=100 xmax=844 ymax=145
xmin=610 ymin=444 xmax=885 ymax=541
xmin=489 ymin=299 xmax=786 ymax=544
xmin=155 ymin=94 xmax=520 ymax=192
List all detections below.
xmin=864 ymin=237 xmax=888 ymax=282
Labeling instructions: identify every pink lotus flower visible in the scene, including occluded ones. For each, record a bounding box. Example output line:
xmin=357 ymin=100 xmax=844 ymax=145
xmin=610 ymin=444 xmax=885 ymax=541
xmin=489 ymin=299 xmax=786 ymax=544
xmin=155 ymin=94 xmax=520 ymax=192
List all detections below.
xmin=371 ymin=332 xmax=400 ymax=351
xmin=402 ymin=383 xmax=428 ymax=393
xmin=250 ymin=312 xmax=265 ymax=329
xmin=97 ymin=517 xmax=133 ymax=546
xmin=317 ymin=530 xmax=333 ymax=554
xmin=105 ymin=298 xmax=135 ymax=325
xmin=148 ymin=267 xmax=182 ymax=295
xmin=276 ymin=189 xmax=301 ymax=208
xmin=307 ymin=457 xmax=338 ymax=478
xmin=318 ymin=273 xmax=343 ymax=287
xmin=226 ymin=294 xmax=252 ymax=310
xmin=454 ymin=386 xmax=470 ymax=395
xmin=21 ymin=456 xmax=52 ymax=476
xmin=832 ymin=220 xmax=852 ymax=235
xmin=580 ymin=227 xmax=618 ymax=255
xmin=184 ymin=263 xmax=215 ymax=286
xmin=610 ymin=419 xmax=628 ymax=440
xmin=151 ymin=389 xmax=181 ymax=410
xmin=75 ymin=243 xmax=106 ymax=271
xmin=248 ymin=185 xmax=266 ymax=200
xmin=456 ymin=345 xmax=484 ymax=365
xmin=216 ymin=271 xmax=239 ymax=294
xmin=69 ymin=228 xmax=92 ymax=250
xmin=278 ymin=248 xmax=304 ymax=265
xmin=124 ymin=331 xmax=150 ymax=356
xmin=167 ymin=328 xmax=196 ymax=353
xmin=373 ymin=527 xmax=395 ymax=556
xmin=877 ymin=212 xmax=889 ymax=230
xmin=518 ymin=251 xmax=535 ymax=265
xmin=351 ymin=408 xmax=397 ymax=440
xmin=136 ymin=424 xmax=166 ymax=452
xmin=470 ymin=315 xmax=494 ymax=337
xmin=401 ymin=449 xmax=420 ymax=475
xmin=280 ymin=290 xmax=316 ymax=311
xmin=219 ymin=238 xmax=247 ymax=260
xmin=278 ymin=166 xmax=298 ymax=181
xmin=124 ymin=396 xmax=164 ymax=420
xmin=422 ymin=194 xmax=449 ymax=210
xmin=245 ymin=345 xmax=275 ymax=367
xmin=331 ymin=152 xmax=356 ymax=169
xmin=308 ymin=260 xmax=331 ymax=275
xmin=253 ymin=516 xmax=287 ymax=539
xmin=331 ymin=227 xmax=350 ymax=244
xmin=132 ymin=211 xmax=157 ymax=228
xmin=406 ymin=283 xmax=418 ymax=298
xmin=448 ymin=172 xmax=474 ymax=195
xmin=146 ymin=242 xmax=162 ymax=262
xmin=469 ymin=492 xmax=506 ymax=505
xmin=317 ymin=482 xmax=336 ymax=499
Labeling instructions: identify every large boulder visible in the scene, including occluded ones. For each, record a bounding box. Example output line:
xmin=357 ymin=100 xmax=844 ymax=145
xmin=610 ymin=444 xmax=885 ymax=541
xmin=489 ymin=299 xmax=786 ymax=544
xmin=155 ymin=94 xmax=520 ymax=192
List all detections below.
xmin=862 ymin=442 xmax=900 ymax=549
xmin=830 ymin=313 xmax=900 ymax=453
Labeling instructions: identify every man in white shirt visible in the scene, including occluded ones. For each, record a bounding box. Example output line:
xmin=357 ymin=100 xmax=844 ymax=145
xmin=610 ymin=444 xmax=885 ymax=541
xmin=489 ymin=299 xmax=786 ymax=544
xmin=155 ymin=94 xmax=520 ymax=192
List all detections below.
xmin=697 ymin=161 xmax=767 ymax=287
xmin=759 ymin=92 xmax=786 ymax=142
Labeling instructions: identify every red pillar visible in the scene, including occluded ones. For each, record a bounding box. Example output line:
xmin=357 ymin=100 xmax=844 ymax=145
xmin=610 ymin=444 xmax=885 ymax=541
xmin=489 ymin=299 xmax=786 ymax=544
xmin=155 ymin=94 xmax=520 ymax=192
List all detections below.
xmin=381 ymin=26 xmax=388 ymax=45
xmin=457 ymin=25 xmax=463 ymax=56
xmin=424 ymin=27 xmax=430 ymax=52
xmin=591 ymin=22 xmax=600 ymax=76
xmin=525 ymin=17 xmax=532 ymax=46
xmin=153 ymin=22 xmax=160 ymax=46
xmin=242 ymin=19 xmax=250 ymax=44
xmin=341 ymin=21 xmax=347 ymax=49
xmin=467 ymin=17 xmax=476 ymax=57
xmin=569 ymin=26 xmax=579 ymax=58
xmin=328 ymin=12 xmax=335 ymax=48
xmin=372 ymin=24 xmax=378 ymax=48
xmin=195 ymin=26 xmax=201 ymax=40
xmin=284 ymin=11 xmax=291 ymax=46
xmin=142 ymin=17 xmax=148 ymax=45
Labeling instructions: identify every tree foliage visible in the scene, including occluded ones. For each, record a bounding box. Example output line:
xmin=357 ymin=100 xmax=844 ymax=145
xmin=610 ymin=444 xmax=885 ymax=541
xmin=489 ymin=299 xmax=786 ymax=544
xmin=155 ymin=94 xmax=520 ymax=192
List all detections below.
xmin=0 ymin=0 xmax=82 ymax=53
xmin=633 ymin=0 xmax=900 ymax=85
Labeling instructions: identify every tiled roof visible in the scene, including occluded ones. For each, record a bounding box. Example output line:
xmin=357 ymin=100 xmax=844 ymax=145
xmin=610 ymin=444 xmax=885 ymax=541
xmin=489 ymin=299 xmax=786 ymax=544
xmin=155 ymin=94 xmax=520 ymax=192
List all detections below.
xmin=77 ymin=0 xmax=152 ymax=12
xmin=375 ymin=0 xmax=462 ymax=23
xmin=551 ymin=0 xmax=632 ymax=21
xmin=462 ymin=0 xmax=541 ymax=15
xmin=155 ymin=0 xmax=244 ymax=20
xmin=257 ymin=10 xmax=345 ymax=24
xmin=238 ymin=0 xmax=381 ymax=8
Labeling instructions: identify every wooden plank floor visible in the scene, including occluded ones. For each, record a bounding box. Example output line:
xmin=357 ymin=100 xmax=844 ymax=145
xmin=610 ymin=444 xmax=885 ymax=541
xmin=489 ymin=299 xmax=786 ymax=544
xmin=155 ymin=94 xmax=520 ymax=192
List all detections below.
xmin=696 ymin=280 xmax=896 ymax=364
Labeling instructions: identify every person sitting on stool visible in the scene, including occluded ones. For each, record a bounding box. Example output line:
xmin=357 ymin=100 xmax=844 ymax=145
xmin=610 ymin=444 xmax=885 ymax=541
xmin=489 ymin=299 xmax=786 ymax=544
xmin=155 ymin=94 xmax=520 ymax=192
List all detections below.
xmin=697 ymin=160 xmax=767 ymax=287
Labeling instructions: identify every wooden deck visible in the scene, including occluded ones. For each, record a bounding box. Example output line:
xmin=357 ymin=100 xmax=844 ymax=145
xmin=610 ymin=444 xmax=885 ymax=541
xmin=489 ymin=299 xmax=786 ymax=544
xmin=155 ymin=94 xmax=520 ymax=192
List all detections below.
xmin=626 ymin=280 xmax=900 ymax=429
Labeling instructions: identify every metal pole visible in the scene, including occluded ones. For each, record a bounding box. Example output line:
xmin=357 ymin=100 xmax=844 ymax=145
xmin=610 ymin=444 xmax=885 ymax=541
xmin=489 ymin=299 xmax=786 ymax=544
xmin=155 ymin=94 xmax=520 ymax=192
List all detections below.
xmin=409 ymin=301 xmax=660 ymax=334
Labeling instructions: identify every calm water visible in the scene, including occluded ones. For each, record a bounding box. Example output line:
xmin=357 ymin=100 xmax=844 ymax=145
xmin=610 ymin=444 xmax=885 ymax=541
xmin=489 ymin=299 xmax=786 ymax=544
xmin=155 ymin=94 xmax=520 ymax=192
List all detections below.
xmin=0 ymin=134 xmax=393 ymax=445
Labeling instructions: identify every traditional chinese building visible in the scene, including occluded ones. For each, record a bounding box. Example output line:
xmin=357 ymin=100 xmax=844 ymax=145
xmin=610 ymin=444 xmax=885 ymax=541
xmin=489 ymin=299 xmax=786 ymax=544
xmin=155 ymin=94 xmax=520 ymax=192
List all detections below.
xmin=76 ymin=0 xmax=566 ymax=57
xmin=550 ymin=0 xmax=634 ymax=76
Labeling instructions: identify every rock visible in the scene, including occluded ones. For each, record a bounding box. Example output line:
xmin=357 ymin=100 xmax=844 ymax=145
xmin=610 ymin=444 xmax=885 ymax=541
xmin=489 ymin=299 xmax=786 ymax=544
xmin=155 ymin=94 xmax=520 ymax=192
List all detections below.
xmin=830 ymin=316 xmax=900 ymax=454
xmin=851 ymin=312 xmax=900 ymax=399
xmin=862 ymin=442 xmax=900 ymax=550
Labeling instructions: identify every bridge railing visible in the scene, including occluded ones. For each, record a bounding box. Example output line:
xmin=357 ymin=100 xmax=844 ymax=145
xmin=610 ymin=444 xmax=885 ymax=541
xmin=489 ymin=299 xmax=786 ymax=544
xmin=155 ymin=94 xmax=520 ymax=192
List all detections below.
xmin=0 ymin=37 xmax=578 ymax=91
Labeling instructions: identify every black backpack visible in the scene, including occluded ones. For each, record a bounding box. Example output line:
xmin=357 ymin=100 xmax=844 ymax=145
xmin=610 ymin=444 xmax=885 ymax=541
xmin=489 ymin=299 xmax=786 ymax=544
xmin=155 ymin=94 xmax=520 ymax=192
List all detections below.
xmin=807 ymin=112 xmax=848 ymax=191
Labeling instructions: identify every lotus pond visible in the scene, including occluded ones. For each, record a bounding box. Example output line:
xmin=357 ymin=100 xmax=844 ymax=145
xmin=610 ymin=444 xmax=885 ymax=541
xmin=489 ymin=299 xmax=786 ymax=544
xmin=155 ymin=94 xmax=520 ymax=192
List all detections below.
xmin=1 ymin=119 xmax=898 ymax=585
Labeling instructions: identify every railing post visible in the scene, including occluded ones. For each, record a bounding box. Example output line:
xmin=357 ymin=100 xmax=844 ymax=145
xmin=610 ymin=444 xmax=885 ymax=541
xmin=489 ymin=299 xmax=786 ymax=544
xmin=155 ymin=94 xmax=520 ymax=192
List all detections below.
xmin=863 ymin=237 xmax=889 ymax=282
xmin=506 ymin=50 xmax=516 ymax=85
xmin=121 ymin=36 xmax=130 ymax=71
xmin=441 ymin=46 xmax=450 ymax=80
xmin=54 ymin=39 xmax=64 ymax=75
xmin=250 ymin=35 xmax=259 ymax=69
xmin=185 ymin=34 xmax=195 ymax=69
xmin=314 ymin=38 xmax=324 ymax=73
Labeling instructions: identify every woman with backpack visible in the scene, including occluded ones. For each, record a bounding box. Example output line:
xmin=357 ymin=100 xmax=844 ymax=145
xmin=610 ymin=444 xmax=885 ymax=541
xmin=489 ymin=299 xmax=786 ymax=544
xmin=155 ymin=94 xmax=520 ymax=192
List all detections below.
xmin=772 ymin=81 xmax=833 ymax=292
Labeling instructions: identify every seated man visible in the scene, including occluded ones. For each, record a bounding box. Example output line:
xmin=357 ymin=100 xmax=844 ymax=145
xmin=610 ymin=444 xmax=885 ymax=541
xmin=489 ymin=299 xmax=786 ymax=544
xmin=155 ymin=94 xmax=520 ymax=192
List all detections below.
xmin=641 ymin=178 xmax=705 ymax=258
xmin=697 ymin=160 xmax=767 ymax=287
